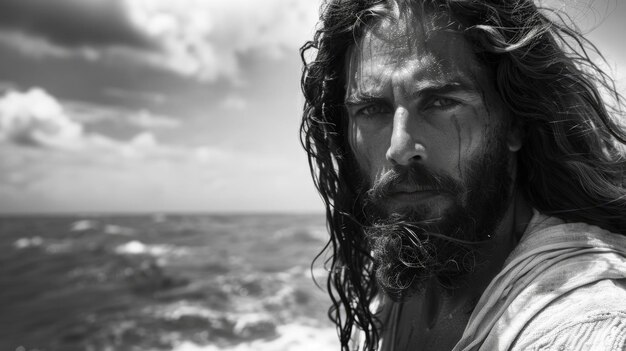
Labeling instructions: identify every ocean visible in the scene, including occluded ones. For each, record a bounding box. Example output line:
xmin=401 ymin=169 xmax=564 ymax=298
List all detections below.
xmin=0 ymin=214 xmax=339 ymax=351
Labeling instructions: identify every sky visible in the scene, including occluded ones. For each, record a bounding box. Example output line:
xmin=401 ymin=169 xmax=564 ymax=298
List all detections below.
xmin=0 ymin=0 xmax=624 ymax=214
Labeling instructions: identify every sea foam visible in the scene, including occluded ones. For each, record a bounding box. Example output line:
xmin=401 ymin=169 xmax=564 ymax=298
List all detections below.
xmin=13 ymin=236 xmax=43 ymax=249
xmin=114 ymin=240 xmax=187 ymax=257
xmin=172 ymin=324 xmax=338 ymax=351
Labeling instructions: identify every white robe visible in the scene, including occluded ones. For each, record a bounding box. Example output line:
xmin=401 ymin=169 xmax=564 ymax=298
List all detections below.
xmin=454 ymin=211 xmax=626 ymax=350
xmin=354 ymin=211 xmax=626 ymax=350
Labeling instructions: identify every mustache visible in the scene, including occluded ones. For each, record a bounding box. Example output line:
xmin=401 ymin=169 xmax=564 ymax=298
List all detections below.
xmin=365 ymin=163 xmax=463 ymax=201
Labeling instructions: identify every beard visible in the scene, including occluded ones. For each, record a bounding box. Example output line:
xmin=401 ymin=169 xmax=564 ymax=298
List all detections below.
xmin=358 ymin=136 xmax=513 ymax=302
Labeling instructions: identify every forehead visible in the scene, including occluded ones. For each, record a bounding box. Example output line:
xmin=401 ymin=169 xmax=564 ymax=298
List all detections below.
xmin=346 ymin=10 xmax=483 ymax=93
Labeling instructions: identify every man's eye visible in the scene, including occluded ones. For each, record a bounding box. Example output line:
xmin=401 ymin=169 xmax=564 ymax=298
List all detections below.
xmin=357 ymin=104 xmax=390 ymax=116
xmin=427 ymin=97 xmax=460 ymax=109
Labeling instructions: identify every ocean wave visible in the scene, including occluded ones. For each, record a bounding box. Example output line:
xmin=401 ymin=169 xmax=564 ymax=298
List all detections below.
xmin=307 ymin=226 xmax=329 ymax=241
xmin=43 ymin=240 xmax=75 ymax=254
xmin=216 ymin=271 xmax=305 ymax=304
xmin=2 ymin=214 xmax=331 ymax=351
xmin=152 ymin=213 xmax=168 ymax=223
xmin=70 ymin=219 xmax=99 ymax=232
xmin=149 ymin=301 xmax=223 ymax=321
xmin=271 ymin=226 xmax=328 ymax=242
xmin=171 ymin=324 xmax=338 ymax=351
xmin=147 ymin=302 xmax=279 ymax=343
xmin=114 ymin=240 xmax=187 ymax=257
xmin=12 ymin=237 xmax=74 ymax=254
xmin=70 ymin=219 xmax=135 ymax=236
xmin=103 ymin=224 xmax=135 ymax=236
xmin=232 ymin=313 xmax=277 ymax=339
xmin=13 ymin=236 xmax=43 ymax=249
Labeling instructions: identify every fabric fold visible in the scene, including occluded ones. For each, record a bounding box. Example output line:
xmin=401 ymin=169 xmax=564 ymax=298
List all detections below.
xmin=454 ymin=211 xmax=626 ymax=351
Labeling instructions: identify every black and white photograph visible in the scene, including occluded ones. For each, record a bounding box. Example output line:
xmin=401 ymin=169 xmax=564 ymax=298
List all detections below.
xmin=1 ymin=0 xmax=626 ymax=350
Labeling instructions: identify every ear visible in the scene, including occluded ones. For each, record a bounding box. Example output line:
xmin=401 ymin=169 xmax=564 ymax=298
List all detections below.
xmin=506 ymin=121 xmax=523 ymax=152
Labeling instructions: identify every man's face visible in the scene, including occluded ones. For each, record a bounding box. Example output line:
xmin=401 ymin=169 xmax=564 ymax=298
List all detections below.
xmin=345 ymin=11 xmax=518 ymax=298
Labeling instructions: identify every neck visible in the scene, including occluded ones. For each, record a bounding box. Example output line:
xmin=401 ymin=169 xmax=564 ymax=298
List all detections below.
xmin=398 ymin=189 xmax=533 ymax=349
xmin=488 ymin=188 xmax=533 ymax=272
xmin=443 ymin=187 xmax=532 ymax=303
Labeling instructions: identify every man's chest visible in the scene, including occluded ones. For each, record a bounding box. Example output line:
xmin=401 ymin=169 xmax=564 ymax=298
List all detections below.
xmin=382 ymin=296 xmax=474 ymax=351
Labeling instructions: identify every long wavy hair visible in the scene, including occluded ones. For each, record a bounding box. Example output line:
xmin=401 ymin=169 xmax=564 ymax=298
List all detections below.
xmin=300 ymin=0 xmax=626 ymax=349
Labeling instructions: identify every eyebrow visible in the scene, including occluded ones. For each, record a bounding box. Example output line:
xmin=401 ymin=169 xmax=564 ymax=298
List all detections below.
xmin=407 ymin=80 xmax=478 ymax=99
xmin=344 ymin=78 xmax=480 ymax=106
xmin=344 ymin=92 xmax=384 ymax=107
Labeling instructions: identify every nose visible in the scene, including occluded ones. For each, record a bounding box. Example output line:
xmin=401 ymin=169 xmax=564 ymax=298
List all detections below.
xmin=385 ymin=107 xmax=427 ymax=165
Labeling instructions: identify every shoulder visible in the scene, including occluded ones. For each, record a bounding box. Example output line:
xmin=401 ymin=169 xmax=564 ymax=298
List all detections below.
xmin=511 ymin=279 xmax=626 ymax=351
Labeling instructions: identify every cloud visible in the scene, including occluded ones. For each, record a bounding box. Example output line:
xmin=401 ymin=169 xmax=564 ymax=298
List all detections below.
xmin=0 ymin=119 xmax=319 ymax=213
xmin=0 ymin=87 xmax=321 ymax=213
xmin=103 ymin=87 xmax=166 ymax=104
xmin=0 ymin=0 xmax=156 ymax=50
xmin=0 ymin=88 xmax=227 ymax=193
xmin=0 ymin=88 xmax=84 ymax=149
xmin=0 ymin=88 xmax=182 ymax=153
xmin=0 ymin=81 xmax=18 ymax=93
xmin=127 ymin=110 xmax=180 ymax=129
xmin=63 ymin=100 xmax=132 ymax=125
xmin=220 ymin=95 xmax=247 ymax=111
xmin=0 ymin=30 xmax=81 ymax=59
xmin=124 ymin=0 xmax=319 ymax=81
xmin=60 ymin=99 xmax=180 ymax=133
xmin=0 ymin=0 xmax=319 ymax=82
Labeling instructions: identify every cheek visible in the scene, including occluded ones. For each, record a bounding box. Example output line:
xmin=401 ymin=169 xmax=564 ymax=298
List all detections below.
xmin=348 ymin=121 xmax=388 ymax=180
xmin=453 ymin=109 xmax=490 ymax=158
xmin=432 ymin=108 xmax=491 ymax=179
xmin=457 ymin=106 xmax=500 ymax=172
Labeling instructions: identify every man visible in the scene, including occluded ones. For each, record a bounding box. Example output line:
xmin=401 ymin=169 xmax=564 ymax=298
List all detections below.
xmin=300 ymin=0 xmax=626 ymax=350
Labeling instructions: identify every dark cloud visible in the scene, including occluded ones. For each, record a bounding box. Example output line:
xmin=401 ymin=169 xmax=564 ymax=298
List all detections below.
xmin=0 ymin=0 xmax=158 ymax=50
